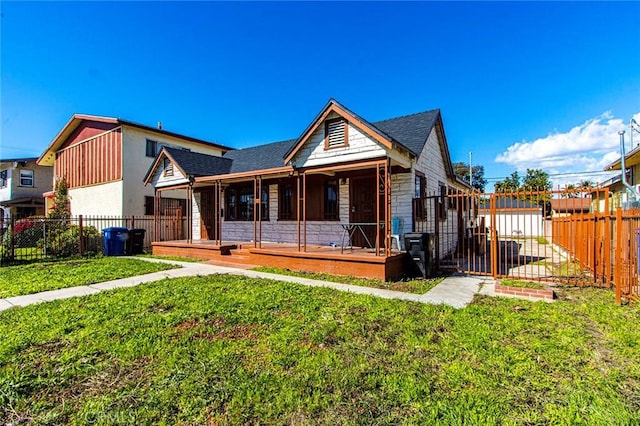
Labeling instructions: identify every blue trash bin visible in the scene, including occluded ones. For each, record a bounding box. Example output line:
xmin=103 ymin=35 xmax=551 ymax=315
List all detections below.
xmin=102 ymin=227 xmax=129 ymax=256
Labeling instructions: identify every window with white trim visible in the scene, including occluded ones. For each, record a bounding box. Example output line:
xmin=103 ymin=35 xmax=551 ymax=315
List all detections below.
xmin=164 ymin=158 xmax=174 ymax=177
xmin=324 ymin=118 xmax=348 ymax=149
xmin=19 ymin=170 xmax=34 ymax=187
xmin=0 ymin=170 xmax=7 ymax=188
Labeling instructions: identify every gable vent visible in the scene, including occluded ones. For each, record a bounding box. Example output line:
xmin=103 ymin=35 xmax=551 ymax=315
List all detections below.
xmin=326 ymin=118 xmax=348 ymax=149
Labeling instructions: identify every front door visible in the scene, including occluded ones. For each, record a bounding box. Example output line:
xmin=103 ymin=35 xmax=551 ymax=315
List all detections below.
xmin=199 ymin=190 xmax=218 ymax=240
xmin=349 ymin=176 xmax=377 ymax=248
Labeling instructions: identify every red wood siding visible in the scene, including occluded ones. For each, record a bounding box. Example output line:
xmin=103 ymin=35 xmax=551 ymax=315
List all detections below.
xmin=55 ymin=128 xmax=122 ymax=188
xmin=60 ymin=120 xmax=119 ymax=150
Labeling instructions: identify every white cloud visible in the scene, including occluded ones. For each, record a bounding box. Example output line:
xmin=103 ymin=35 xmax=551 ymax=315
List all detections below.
xmin=495 ymin=112 xmax=640 ymax=186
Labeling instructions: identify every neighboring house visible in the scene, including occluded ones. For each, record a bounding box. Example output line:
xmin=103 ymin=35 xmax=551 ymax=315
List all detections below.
xmin=478 ymin=197 xmax=544 ymax=238
xmin=145 ymin=99 xmax=469 ymax=263
xmin=601 ymin=144 xmax=640 ymax=210
xmin=37 ymin=114 xmax=231 ymax=217
xmin=0 ymin=157 xmax=53 ymax=225
xmin=550 ymin=198 xmax=591 ymax=217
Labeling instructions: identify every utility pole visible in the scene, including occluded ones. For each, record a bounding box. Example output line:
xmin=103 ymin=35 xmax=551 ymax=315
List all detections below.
xmin=469 ymin=152 xmax=473 ymax=189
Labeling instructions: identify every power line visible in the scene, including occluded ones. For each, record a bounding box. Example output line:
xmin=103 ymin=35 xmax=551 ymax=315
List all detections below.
xmin=485 ymin=170 xmax=616 ymax=182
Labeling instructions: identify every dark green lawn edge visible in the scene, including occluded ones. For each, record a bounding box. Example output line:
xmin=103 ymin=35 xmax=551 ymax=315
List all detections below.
xmin=252 ymin=266 xmax=444 ymax=294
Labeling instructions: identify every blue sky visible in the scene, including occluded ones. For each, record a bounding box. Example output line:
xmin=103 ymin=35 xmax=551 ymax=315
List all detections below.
xmin=2 ymin=1 xmax=639 ymax=189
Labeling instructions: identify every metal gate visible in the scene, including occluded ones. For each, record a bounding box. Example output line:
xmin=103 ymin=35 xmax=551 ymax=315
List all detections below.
xmin=413 ymin=187 xmax=639 ymax=304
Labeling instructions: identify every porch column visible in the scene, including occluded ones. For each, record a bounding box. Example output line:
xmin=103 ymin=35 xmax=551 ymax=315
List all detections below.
xmin=186 ymin=184 xmax=193 ymax=244
xmin=385 ymin=159 xmax=392 ymax=257
xmin=296 ymin=173 xmax=301 ymax=252
xmin=253 ymin=176 xmax=262 ymax=249
xmin=154 ymin=190 xmax=161 ymax=242
xmin=216 ymin=180 xmax=223 ymax=246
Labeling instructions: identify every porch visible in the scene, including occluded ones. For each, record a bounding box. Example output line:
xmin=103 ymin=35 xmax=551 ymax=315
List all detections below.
xmin=152 ymin=239 xmax=408 ymax=281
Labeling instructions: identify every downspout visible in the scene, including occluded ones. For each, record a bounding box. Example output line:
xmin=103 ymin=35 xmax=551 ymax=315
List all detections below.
xmin=618 ymin=130 xmax=637 ymax=203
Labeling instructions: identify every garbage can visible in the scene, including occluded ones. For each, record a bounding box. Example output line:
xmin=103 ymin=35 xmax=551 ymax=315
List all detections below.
xmin=404 ymin=232 xmax=435 ymax=278
xmin=102 ymin=227 xmax=129 ymax=256
xmin=126 ymin=228 xmax=146 ymax=255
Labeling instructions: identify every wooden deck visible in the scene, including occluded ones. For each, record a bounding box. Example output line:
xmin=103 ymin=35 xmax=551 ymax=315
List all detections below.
xmin=151 ymin=240 xmax=408 ymax=281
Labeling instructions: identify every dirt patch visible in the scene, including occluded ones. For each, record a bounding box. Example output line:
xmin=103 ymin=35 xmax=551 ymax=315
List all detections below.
xmin=173 ymin=317 xmax=261 ymax=342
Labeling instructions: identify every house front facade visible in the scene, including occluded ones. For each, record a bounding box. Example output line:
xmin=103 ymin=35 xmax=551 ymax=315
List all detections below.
xmin=37 ymin=114 xmax=231 ymax=218
xmin=0 ymin=157 xmax=53 ymax=226
xmin=602 ymin=143 xmax=640 ymax=210
xmin=145 ymin=99 xmax=469 ymax=277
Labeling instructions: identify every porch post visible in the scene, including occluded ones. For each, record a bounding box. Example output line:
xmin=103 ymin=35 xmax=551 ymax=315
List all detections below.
xmin=297 ymin=173 xmax=301 ymax=252
xmin=253 ymin=176 xmax=257 ymax=248
xmin=303 ymin=172 xmax=307 ymax=252
xmin=187 ymin=184 xmax=193 ymax=243
xmin=385 ymin=158 xmax=391 ymax=257
xmin=216 ymin=180 xmax=223 ymax=246
xmin=376 ymin=163 xmax=381 ymax=256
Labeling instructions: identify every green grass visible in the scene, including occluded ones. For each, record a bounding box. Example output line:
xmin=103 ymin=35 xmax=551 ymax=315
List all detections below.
xmin=137 ymin=254 xmax=206 ymax=263
xmin=0 ymin=276 xmax=638 ymax=424
xmin=500 ymin=279 xmax=547 ymax=290
xmin=252 ymin=266 xmax=444 ymax=294
xmin=0 ymin=257 xmax=179 ymax=298
xmin=536 ymin=236 xmax=549 ymax=245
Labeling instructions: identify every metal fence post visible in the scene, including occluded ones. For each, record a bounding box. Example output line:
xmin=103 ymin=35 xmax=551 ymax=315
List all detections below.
xmin=79 ymin=215 xmax=84 ymax=256
xmin=615 ymin=207 xmax=623 ymax=305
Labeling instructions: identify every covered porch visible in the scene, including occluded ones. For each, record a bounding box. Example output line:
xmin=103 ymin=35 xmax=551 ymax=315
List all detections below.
xmin=151 ymin=158 xmax=411 ymax=280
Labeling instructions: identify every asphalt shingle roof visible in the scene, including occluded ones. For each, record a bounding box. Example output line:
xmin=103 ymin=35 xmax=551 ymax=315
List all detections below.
xmin=223 ymin=139 xmax=296 ymax=174
xmin=164 ymin=147 xmax=232 ymax=177
xmin=371 ymin=110 xmax=440 ymax=157
xmin=154 ymin=107 xmax=442 ymax=180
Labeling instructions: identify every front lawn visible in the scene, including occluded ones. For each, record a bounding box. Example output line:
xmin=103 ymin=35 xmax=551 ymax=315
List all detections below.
xmin=1 ymin=275 xmax=638 ymax=424
xmin=252 ymin=266 xmax=444 ymax=294
xmin=0 ymin=257 xmax=179 ymax=298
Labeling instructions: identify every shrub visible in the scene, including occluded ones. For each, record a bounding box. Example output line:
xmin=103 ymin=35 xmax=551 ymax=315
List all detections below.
xmin=42 ymin=225 xmax=102 ymax=258
xmin=13 ymin=218 xmax=45 ymax=248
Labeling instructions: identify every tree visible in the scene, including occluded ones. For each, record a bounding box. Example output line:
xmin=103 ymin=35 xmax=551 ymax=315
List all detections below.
xmin=452 ymin=162 xmax=487 ymax=192
xmin=494 ymin=171 xmax=521 ymax=193
xmin=49 ymin=176 xmax=70 ymax=221
xmin=521 ymin=168 xmax=552 ymax=193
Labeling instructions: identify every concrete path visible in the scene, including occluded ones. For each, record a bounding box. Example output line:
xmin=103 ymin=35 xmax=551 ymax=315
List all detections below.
xmin=0 ymin=257 xmax=535 ymax=313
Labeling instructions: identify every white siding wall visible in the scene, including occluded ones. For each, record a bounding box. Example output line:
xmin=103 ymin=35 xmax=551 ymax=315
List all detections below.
xmin=412 ymin=128 xmax=460 ymax=258
xmin=220 ymin=182 xmax=350 ymax=246
xmin=150 ymin=162 xmax=189 ymax=189
xmin=293 ymin=118 xmax=387 ymax=168
xmin=192 ymin=192 xmax=201 ymax=240
xmin=122 ymin=127 xmax=224 ymax=216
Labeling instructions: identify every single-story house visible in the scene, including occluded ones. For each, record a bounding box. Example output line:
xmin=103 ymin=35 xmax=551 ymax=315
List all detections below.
xmin=144 ymin=99 xmax=470 ymax=279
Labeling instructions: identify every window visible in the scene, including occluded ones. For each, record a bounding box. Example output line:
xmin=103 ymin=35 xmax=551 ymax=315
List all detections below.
xmin=226 ymin=183 xmax=269 ymax=221
xmin=324 ymin=180 xmax=339 ymax=220
xmin=278 ymin=179 xmax=297 ymax=220
xmin=164 ymin=158 xmax=174 ymax=177
xmin=19 ymin=170 xmax=34 ymax=187
xmin=324 ymin=118 xmax=348 ymax=149
xmin=305 ymin=175 xmax=340 ymax=221
xmin=0 ymin=170 xmax=7 ymax=188
xmin=415 ymin=174 xmax=426 ymax=198
xmin=146 ymin=139 xmax=158 ymax=158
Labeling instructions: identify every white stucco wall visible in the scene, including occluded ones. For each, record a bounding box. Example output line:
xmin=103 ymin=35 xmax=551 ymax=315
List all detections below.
xmin=122 ymin=126 xmax=224 ymax=216
xmin=69 ymin=180 xmax=123 ymax=216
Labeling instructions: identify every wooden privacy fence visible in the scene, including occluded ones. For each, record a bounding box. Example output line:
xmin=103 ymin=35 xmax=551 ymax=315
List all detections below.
xmin=1 ymin=213 xmax=186 ymax=264
xmin=413 ymin=187 xmax=639 ymax=304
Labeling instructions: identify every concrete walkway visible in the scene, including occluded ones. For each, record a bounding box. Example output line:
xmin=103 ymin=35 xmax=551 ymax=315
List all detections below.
xmin=0 ymin=257 xmax=511 ymax=312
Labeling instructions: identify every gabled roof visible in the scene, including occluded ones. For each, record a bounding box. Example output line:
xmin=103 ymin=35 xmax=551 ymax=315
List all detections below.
xmin=282 ymin=99 xmax=452 ymax=177
xmin=143 ymin=147 xmax=233 ymax=185
xmin=38 ymin=113 xmax=232 ymax=166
